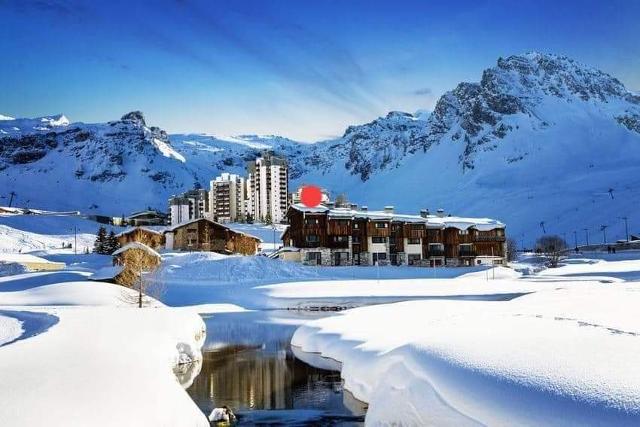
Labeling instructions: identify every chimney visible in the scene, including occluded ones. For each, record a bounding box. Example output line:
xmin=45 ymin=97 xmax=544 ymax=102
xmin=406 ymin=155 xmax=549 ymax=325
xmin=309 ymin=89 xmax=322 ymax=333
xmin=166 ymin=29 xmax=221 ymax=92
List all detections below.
xmin=420 ymin=209 xmax=429 ymax=218
xmin=436 ymin=208 xmax=445 ymax=218
xmin=384 ymin=206 xmax=394 ymax=214
xmin=350 ymin=203 xmax=358 ymax=210
xmin=361 ymin=206 xmax=368 ymax=212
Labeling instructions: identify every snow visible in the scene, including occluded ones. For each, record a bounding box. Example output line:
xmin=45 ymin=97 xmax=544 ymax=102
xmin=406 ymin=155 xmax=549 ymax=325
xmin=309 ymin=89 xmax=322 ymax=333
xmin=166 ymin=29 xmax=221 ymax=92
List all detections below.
xmin=115 ymin=226 xmax=164 ymax=237
xmin=112 ymin=241 xmax=161 ymax=258
xmin=0 ymin=252 xmax=59 ymax=265
xmin=156 ymin=251 xmax=506 ymax=307
xmin=89 ymin=265 xmax=124 ymax=280
xmin=151 ymin=137 xmax=186 ymax=162
xmin=0 ymin=273 xmax=210 ymax=426
xmin=0 ymin=313 xmax=23 ymax=346
xmin=291 ymin=256 xmax=640 ymax=426
xmin=0 ymin=114 xmax=14 ymax=120
xmin=0 ymin=214 xmax=120 ymax=254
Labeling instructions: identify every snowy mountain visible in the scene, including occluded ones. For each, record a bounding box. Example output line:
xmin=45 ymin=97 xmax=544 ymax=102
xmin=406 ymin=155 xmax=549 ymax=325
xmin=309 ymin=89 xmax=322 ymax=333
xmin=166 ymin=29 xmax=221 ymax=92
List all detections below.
xmin=0 ymin=112 xmax=209 ymax=213
xmin=0 ymin=113 xmax=70 ymax=137
xmin=300 ymin=53 xmax=640 ymax=244
xmin=1 ymin=52 xmax=639 ymax=244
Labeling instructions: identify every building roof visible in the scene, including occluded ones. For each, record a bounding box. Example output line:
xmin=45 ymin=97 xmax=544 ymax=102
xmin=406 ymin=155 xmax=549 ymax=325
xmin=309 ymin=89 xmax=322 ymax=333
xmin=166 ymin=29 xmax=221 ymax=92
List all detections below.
xmin=115 ymin=226 xmax=166 ymax=238
xmin=164 ymin=218 xmax=263 ymax=241
xmin=126 ymin=210 xmax=167 ymax=219
xmin=112 ymin=242 xmax=161 ymax=258
xmin=288 ymin=203 xmax=505 ymax=231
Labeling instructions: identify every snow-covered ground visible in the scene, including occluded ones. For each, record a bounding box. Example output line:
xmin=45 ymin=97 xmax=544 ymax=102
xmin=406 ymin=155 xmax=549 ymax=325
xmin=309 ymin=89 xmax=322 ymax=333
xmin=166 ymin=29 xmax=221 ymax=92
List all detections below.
xmin=2 ymin=213 xmax=640 ymax=425
xmin=0 ymin=274 xmax=215 ymax=426
xmin=157 ymin=251 xmax=501 ymax=308
xmin=291 ymin=256 xmax=640 ymax=426
xmin=0 ymin=313 xmax=23 ymax=346
xmin=0 ymin=212 xmax=120 ymax=254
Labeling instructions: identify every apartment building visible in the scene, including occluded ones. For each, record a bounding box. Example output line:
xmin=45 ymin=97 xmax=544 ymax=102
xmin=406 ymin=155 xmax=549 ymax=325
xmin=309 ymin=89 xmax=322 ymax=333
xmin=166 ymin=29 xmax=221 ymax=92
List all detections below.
xmin=168 ymin=186 xmax=209 ymax=226
xmin=281 ymin=204 xmax=506 ymax=267
xmin=247 ymin=152 xmax=288 ymax=224
xmin=209 ymin=173 xmax=247 ymax=223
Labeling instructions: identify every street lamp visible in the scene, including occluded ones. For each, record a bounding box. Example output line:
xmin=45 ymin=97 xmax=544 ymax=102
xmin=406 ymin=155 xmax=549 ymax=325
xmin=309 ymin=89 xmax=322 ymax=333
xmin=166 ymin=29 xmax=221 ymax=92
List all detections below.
xmin=600 ymin=225 xmax=608 ymax=244
xmin=619 ymin=216 xmax=629 ymax=242
xmin=70 ymin=226 xmax=78 ymax=254
xmin=583 ymin=228 xmax=589 ymax=246
xmin=272 ymin=224 xmax=277 ymax=252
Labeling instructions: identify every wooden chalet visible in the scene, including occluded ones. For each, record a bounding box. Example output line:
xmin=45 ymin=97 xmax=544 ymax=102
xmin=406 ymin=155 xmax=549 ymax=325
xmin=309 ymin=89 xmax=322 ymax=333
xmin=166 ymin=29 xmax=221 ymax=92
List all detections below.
xmin=282 ymin=204 xmax=506 ymax=267
xmin=164 ymin=218 xmax=261 ymax=255
xmin=116 ymin=227 xmax=165 ymax=250
xmin=111 ymin=242 xmax=162 ymax=287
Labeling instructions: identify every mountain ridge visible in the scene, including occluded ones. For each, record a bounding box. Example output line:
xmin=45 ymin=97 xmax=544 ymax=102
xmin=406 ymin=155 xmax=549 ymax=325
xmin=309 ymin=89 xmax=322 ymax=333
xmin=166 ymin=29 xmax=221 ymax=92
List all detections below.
xmin=1 ymin=52 xmax=639 ymax=244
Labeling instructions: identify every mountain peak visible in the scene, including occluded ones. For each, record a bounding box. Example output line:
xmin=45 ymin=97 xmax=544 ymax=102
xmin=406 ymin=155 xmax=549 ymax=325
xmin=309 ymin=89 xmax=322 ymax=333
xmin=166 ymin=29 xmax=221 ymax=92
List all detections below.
xmin=489 ymin=52 xmax=635 ymax=104
xmin=120 ymin=111 xmax=146 ymax=127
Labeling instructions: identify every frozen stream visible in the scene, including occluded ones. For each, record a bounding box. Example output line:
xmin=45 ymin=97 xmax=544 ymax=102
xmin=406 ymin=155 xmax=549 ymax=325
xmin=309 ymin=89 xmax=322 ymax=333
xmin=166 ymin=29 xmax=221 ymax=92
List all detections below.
xmin=187 ymin=310 xmax=366 ymax=425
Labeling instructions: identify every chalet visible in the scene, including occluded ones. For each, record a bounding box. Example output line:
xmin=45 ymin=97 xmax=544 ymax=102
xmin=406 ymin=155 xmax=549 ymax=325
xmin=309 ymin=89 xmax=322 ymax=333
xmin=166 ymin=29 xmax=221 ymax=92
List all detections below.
xmin=281 ymin=204 xmax=506 ymax=267
xmin=111 ymin=242 xmax=162 ymax=287
xmin=125 ymin=210 xmax=168 ymax=226
xmin=164 ymin=218 xmax=261 ymax=255
xmin=116 ymin=227 xmax=165 ymax=250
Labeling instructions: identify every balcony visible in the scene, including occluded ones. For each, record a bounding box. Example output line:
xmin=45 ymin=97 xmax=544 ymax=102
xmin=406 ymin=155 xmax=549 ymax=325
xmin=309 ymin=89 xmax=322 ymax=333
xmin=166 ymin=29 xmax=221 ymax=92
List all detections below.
xmin=475 ymin=235 xmax=506 ymax=242
xmin=458 ymin=249 xmax=476 ymax=257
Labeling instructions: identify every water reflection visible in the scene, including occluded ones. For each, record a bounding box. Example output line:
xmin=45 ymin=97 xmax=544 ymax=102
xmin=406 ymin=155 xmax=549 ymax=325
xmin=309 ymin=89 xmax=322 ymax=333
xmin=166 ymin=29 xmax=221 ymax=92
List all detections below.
xmin=187 ymin=310 xmax=366 ymax=425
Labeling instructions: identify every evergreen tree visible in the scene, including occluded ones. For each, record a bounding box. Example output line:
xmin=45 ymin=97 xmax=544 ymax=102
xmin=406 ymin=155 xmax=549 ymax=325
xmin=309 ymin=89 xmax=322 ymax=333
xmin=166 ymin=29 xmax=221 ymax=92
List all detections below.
xmin=94 ymin=226 xmax=107 ymax=254
xmin=105 ymin=230 xmax=120 ymax=255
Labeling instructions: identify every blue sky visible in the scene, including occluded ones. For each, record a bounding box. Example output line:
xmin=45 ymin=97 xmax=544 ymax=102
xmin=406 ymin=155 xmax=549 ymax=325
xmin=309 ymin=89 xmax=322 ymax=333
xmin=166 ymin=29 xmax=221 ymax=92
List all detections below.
xmin=1 ymin=0 xmax=639 ymax=141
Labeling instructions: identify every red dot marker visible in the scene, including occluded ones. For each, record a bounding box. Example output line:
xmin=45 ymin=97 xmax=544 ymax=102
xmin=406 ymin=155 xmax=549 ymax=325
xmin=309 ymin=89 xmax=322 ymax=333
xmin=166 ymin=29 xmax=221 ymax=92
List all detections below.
xmin=300 ymin=185 xmax=322 ymax=208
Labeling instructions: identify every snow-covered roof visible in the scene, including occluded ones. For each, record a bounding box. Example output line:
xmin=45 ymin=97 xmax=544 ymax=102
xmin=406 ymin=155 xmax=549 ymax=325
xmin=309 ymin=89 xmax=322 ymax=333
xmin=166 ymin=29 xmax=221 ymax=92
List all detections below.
xmin=88 ymin=265 xmax=124 ymax=280
xmin=115 ymin=226 xmax=165 ymax=238
xmin=289 ymin=204 xmax=505 ymax=230
xmin=126 ymin=210 xmax=167 ymax=219
xmin=0 ymin=252 xmax=58 ymax=264
xmin=112 ymin=242 xmax=161 ymax=258
xmin=165 ymin=218 xmax=262 ymax=241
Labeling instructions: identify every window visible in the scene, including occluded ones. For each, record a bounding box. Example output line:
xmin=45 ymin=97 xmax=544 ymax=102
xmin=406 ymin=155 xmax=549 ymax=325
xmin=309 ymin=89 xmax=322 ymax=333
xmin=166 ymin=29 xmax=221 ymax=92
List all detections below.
xmin=353 ymin=223 xmax=360 ymax=229
xmin=408 ymin=254 xmax=421 ymax=265
xmin=352 ymin=235 xmax=361 ymax=244
xmin=306 ymin=252 xmax=321 ymax=265
xmin=372 ymin=236 xmax=386 ymax=244
xmin=305 ymin=218 xmax=319 ymax=225
xmin=408 ymin=238 xmax=421 ymax=245
xmin=333 ymin=236 xmax=348 ymax=243
xmin=459 ymin=229 xmax=469 ymax=235
xmin=306 ymin=234 xmax=319 ymax=243
xmin=372 ymin=252 xmax=387 ymax=264
xmin=375 ymin=222 xmax=388 ymax=229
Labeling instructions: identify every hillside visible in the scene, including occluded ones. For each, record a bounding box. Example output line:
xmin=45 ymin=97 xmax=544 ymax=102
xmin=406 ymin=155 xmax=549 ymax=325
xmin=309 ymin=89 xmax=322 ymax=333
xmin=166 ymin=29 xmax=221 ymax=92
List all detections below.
xmin=1 ymin=52 xmax=639 ymax=244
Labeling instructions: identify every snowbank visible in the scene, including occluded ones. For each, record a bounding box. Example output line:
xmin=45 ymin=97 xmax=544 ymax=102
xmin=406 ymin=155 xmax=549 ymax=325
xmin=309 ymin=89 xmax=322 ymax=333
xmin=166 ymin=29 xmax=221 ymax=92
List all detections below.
xmin=0 ymin=278 xmax=209 ymax=426
xmin=0 ymin=313 xmax=22 ymax=346
xmin=0 ymin=280 xmax=161 ymax=307
xmin=292 ymin=285 xmax=640 ymax=426
xmin=0 ymin=306 xmax=208 ymax=426
xmin=158 ymin=251 xmax=498 ymax=307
